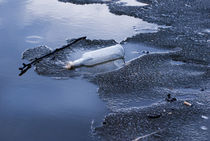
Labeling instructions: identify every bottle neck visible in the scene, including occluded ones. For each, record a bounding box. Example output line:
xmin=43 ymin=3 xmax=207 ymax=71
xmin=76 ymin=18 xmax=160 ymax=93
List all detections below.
xmin=72 ymin=58 xmax=85 ymax=67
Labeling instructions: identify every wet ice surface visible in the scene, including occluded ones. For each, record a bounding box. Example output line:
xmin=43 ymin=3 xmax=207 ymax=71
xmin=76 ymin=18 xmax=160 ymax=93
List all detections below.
xmin=94 ymin=100 xmax=209 ymax=141
xmin=93 ymin=51 xmax=209 ymax=111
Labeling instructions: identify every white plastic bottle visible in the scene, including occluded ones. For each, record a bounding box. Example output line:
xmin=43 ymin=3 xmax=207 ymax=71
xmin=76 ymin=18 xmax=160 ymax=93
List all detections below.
xmin=64 ymin=44 xmax=125 ymax=69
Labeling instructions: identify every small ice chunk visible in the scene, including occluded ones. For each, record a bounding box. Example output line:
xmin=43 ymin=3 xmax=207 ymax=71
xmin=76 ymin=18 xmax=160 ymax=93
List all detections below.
xmin=200 ymin=126 xmax=208 ymax=130
xmin=196 ymin=102 xmax=204 ymax=105
xmin=201 ymin=115 xmax=209 ymax=120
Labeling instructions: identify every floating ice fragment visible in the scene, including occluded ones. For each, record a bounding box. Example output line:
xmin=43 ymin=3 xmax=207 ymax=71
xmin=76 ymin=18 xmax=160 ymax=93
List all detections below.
xmin=201 ymin=115 xmax=208 ymax=120
xmin=200 ymin=126 xmax=208 ymax=130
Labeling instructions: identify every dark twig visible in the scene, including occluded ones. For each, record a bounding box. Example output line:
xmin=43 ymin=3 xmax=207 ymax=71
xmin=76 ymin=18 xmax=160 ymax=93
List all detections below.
xmin=18 ymin=36 xmax=86 ymax=76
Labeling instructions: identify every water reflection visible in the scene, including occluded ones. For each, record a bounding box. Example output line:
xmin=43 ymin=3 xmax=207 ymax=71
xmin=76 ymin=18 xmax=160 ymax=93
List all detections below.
xmin=0 ymin=0 xmax=4 ymax=4
xmin=25 ymin=35 xmax=43 ymax=44
xmin=117 ymin=0 xmax=148 ymax=6
xmin=23 ymin=0 xmax=158 ymax=43
xmin=0 ymin=0 xmax=4 ymax=28
xmin=0 ymin=18 xmax=2 ymax=28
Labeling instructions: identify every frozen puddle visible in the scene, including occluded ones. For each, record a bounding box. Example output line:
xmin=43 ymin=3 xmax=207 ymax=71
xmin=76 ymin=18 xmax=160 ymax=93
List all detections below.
xmin=24 ymin=0 xmax=160 ymax=43
xmin=116 ymin=0 xmax=148 ymax=6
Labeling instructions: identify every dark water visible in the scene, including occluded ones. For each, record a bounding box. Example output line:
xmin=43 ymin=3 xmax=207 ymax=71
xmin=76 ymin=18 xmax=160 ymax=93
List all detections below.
xmin=0 ymin=0 xmax=162 ymax=140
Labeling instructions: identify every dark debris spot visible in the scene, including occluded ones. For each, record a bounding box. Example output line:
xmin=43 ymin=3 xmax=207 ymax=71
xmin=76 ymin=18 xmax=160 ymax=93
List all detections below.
xmin=165 ymin=94 xmax=177 ymax=103
xmin=147 ymin=113 xmax=162 ymax=119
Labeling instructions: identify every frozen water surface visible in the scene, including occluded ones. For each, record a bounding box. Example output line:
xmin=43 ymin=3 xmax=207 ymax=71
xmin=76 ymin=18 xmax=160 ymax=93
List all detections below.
xmin=2 ymin=0 xmax=207 ymax=141
xmin=0 ymin=0 xmax=163 ymax=140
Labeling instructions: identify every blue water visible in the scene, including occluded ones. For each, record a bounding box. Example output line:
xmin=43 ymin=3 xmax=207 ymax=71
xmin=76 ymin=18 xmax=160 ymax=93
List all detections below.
xmin=0 ymin=0 xmax=161 ymax=140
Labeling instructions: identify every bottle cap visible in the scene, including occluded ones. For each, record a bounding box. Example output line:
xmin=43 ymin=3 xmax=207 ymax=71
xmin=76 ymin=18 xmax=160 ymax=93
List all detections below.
xmin=64 ymin=61 xmax=74 ymax=70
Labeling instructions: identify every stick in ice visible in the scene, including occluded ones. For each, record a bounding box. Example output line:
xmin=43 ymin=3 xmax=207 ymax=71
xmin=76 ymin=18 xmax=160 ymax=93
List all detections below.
xmin=18 ymin=36 xmax=86 ymax=76
xmin=64 ymin=44 xmax=125 ymax=69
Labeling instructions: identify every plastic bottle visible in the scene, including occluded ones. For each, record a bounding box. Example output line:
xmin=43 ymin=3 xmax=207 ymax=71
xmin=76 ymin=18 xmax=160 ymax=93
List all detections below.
xmin=65 ymin=44 xmax=125 ymax=69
